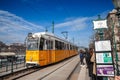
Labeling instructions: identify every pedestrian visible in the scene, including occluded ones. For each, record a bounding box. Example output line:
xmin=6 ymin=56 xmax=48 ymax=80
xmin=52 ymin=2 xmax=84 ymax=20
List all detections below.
xmin=90 ymin=48 xmax=103 ymax=80
xmin=90 ymin=49 xmax=96 ymax=80
xmin=79 ymin=49 xmax=84 ymax=65
xmin=88 ymin=48 xmax=94 ymax=78
xmin=84 ymin=48 xmax=91 ymax=68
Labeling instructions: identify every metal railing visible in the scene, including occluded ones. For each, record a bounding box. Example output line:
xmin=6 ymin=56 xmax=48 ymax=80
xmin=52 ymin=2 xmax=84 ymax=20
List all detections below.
xmin=0 ymin=56 xmax=26 ymax=73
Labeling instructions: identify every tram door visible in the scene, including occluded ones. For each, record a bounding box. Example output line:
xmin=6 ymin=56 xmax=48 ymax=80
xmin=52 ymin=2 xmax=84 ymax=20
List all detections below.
xmin=46 ymin=40 xmax=53 ymax=64
xmin=65 ymin=43 xmax=67 ymax=58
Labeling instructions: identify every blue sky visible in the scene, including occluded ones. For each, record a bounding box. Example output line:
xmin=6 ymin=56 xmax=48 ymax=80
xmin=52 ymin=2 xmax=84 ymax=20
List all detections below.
xmin=0 ymin=0 xmax=114 ymax=47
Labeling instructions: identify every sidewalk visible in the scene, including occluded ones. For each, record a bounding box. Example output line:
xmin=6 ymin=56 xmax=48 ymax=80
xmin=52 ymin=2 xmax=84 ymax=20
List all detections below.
xmin=78 ymin=65 xmax=115 ymax=80
xmin=78 ymin=65 xmax=91 ymax=80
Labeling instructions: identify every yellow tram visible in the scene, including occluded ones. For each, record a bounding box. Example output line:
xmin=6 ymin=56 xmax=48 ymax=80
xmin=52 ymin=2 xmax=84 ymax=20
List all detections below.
xmin=25 ymin=32 xmax=78 ymax=67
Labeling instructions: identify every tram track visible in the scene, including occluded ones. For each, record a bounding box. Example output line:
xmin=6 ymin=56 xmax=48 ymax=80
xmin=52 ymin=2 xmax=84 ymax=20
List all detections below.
xmin=38 ymin=56 xmax=80 ymax=80
xmin=16 ymin=56 xmax=79 ymax=80
xmin=12 ymin=67 xmax=41 ymax=80
xmin=0 ymin=55 xmax=79 ymax=80
xmin=39 ymin=57 xmax=75 ymax=80
xmin=67 ymin=61 xmax=80 ymax=80
xmin=39 ymin=61 xmax=80 ymax=80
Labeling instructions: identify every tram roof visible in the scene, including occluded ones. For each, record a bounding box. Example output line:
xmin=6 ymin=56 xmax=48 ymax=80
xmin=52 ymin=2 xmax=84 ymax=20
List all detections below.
xmin=0 ymin=52 xmax=15 ymax=56
xmin=31 ymin=32 xmax=77 ymax=46
xmin=33 ymin=32 xmax=54 ymax=37
xmin=33 ymin=32 xmax=68 ymax=42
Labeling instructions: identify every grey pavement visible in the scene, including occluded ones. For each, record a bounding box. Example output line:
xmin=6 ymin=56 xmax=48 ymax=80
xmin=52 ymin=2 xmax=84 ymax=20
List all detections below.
xmin=78 ymin=65 xmax=91 ymax=80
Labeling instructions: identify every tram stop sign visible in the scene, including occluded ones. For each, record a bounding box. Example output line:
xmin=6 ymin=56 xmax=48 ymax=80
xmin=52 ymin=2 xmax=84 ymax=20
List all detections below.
xmin=94 ymin=40 xmax=115 ymax=77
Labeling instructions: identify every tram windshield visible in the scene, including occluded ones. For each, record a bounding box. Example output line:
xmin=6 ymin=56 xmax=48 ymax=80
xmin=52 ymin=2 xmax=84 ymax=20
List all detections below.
xmin=27 ymin=38 xmax=39 ymax=50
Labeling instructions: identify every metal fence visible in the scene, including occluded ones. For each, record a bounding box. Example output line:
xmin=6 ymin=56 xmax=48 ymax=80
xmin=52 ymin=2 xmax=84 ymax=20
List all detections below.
xmin=0 ymin=56 xmax=26 ymax=73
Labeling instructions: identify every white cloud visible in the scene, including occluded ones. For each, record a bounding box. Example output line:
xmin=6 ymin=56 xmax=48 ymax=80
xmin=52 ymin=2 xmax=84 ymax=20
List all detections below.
xmin=55 ymin=17 xmax=91 ymax=31
xmin=0 ymin=10 xmax=44 ymax=31
xmin=0 ymin=9 xmax=109 ymax=47
xmin=55 ymin=10 xmax=110 ymax=32
xmin=0 ymin=10 xmax=44 ymax=43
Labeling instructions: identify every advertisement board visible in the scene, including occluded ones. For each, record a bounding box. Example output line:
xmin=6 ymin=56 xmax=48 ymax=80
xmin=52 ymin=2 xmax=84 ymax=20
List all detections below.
xmin=96 ymin=52 xmax=112 ymax=64
xmin=97 ymin=65 xmax=114 ymax=76
xmin=95 ymin=40 xmax=111 ymax=52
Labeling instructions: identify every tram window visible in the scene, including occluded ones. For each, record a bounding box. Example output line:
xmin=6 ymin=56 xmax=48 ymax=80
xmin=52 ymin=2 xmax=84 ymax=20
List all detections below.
xmin=67 ymin=44 xmax=69 ymax=50
xmin=46 ymin=40 xmax=49 ymax=49
xmin=27 ymin=41 xmax=38 ymax=50
xmin=63 ymin=43 xmax=65 ymax=50
xmin=59 ymin=42 xmax=61 ymax=50
xmin=46 ymin=40 xmax=50 ymax=49
xmin=72 ymin=46 xmax=73 ymax=50
xmin=61 ymin=42 xmax=64 ymax=50
xmin=65 ymin=44 xmax=67 ymax=50
xmin=50 ymin=41 xmax=53 ymax=49
xmin=71 ymin=46 xmax=73 ymax=50
xmin=60 ymin=42 xmax=62 ymax=50
xmin=64 ymin=43 xmax=66 ymax=50
xmin=39 ymin=38 xmax=44 ymax=50
xmin=43 ymin=40 xmax=47 ymax=50
xmin=70 ymin=45 xmax=72 ymax=50
xmin=47 ymin=40 xmax=49 ymax=49
xmin=44 ymin=40 xmax=53 ymax=50
xmin=55 ymin=40 xmax=61 ymax=50
xmin=55 ymin=40 xmax=58 ymax=49
xmin=72 ymin=46 xmax=75 ymax=50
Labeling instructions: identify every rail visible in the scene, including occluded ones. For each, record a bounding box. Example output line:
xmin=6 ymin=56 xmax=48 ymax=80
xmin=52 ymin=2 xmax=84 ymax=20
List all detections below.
xmin=0 ymin=66 xmax=40 ymax=80
xmin=39 ymin=58 xmax=74 ymax=80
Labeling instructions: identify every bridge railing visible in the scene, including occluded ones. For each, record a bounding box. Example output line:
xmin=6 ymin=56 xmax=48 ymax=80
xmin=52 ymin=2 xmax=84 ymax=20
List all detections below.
xmin=0 ymin=56 xmax=26 ymax=73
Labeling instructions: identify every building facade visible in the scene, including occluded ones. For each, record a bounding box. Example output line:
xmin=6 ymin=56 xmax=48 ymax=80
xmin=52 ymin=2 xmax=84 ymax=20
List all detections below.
xmin=106 ymin=9 xmax=120 ymax=52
